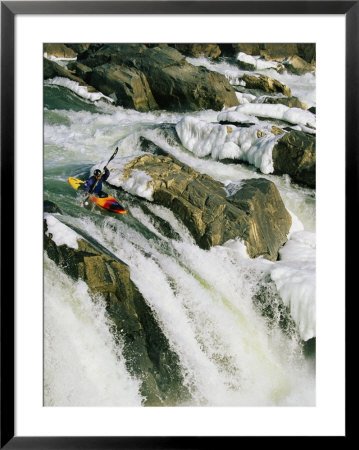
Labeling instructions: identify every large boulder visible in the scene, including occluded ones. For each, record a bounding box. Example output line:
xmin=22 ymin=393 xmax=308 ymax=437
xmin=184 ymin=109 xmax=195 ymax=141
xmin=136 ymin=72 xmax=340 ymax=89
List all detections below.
xmin=231 ymin=43 xmax=262 ymax=56
xmin=120 ymin=153 xmax=291 ymax=260
xmin=43 ymin=43 xmax=77 ymax=59
xmin=65 ymin=43 xmax=91 ymax=55
xmin=283 ymin=55 xmax=315 ymax=75
xmin=138 ymin=47 xmax=238 ymax=111
xmin=171 ymin=44 xmax=221 ymax=59
xmin=228 ymin=178 xmax=293 ymax=260
xmin=77 ymin=43 xmax=147 ymax=68
xmin=241 ymin=73 xmax=291 ymax=97
xmin=79 ymin=44 xmax=239 ymax=111
xmin=90 ymin=64 xmax=158 ymax=111
xmin=67 ymin=61 xmax=93 ymax=84
xmin=297 ymin=43 xmax=316 ymax=65
xmin=44 ymin=217 xmax=191 ymax=406
xmin=272 ymin=130 xmax=316 ymax=188
xmin=260 ymin=43 xmax=299 ymax=61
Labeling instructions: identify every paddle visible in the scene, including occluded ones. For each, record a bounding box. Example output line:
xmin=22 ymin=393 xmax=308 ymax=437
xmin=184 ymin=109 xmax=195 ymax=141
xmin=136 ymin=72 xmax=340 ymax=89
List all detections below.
xmin=82 ymin=147 xmax=118 ymax=206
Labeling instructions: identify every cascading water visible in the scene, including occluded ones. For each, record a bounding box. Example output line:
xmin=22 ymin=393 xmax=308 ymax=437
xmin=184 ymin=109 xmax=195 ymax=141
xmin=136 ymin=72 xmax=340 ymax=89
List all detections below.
xmin=44 ymin=52 xmax=316 ymax=407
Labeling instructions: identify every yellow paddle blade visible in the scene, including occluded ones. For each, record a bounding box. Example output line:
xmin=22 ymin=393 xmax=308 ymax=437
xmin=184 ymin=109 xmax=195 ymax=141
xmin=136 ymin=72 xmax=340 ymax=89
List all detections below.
xmin=68 ymin=177 xmax=85 ymax=191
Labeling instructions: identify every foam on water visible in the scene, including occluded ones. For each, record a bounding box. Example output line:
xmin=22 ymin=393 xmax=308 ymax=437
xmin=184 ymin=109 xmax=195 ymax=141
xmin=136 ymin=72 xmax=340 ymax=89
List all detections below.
xmin=44 ymin=255 xmax=143 ymax=406
xmin=59 ymin=209 xmax=315 ymax=406
xmin=187 ymin=55 xmax=316 ymax=107
xmin=237 ymin=52 xmax=281 ymax=71
xmin=45 ymin=213 xmax=80 ymax=249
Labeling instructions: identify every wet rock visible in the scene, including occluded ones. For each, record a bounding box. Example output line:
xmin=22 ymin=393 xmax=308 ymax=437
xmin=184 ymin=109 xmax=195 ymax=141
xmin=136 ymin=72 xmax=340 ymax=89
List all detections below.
xmin=79 ymin=44 xmax=239 ymax=111
xmin=122 ymin=153 xmax=291 ymax=260
xmin=231 ymin=43 xmax=262 ymax=56
xmin=44 ymin=58 xmax=87 ymax=85
xmin=171 ymin=44 xmax=221 ymax=59
xmin=90 ymin=64 xmax=158 ymax=111
xmin=241 ymin=73 xmax=291 ymax=97
xmin=283 ymin=55 xmax=315 ymax=75
xmin=297 ymin=43 xmax=316 ymax=65
xmin=44 ymin=220 xmax=191 ymax=406
xmin=43 ymin=43 xmax=77 ymax=59
xmin=228 ymin=179 xmax=292 ymax=260
xmin=65 ymin=43 xmax=91 ymax=55
xmin=78 ymin=43 xmax=147 ymax=68
xmin=136 ymin=46 xmax=238 ymax=111
xmin=261 ymin=96 xmax=307 ymax=110
xmin=271 ymin=126 xmax=286 ymax=136
xmin=260 ymin=43 xmax=299 ymax=61
xmin=272 ymin=130 xmax=316 ymax=188
xmin=44 ymin=200 xmax=62 ymax=214
xmin=67 ymin=62 xmax=93 ymax=84
xmin=237 ymin=58 xmax=257 ymax=71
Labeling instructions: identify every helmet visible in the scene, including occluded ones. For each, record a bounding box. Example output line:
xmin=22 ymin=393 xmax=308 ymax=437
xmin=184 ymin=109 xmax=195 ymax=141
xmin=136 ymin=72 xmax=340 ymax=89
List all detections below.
xmin=94 ymin=169 xmax=101 ymax=177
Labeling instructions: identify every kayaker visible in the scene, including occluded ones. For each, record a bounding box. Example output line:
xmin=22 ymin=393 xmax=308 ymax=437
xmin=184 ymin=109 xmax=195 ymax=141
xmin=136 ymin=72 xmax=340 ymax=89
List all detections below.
xmin=84 ymin=167 xmax=110 ymax=198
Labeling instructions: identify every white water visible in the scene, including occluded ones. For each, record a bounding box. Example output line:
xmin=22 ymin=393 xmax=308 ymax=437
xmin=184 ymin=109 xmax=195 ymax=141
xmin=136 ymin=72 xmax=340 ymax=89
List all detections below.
xmin=44 ymin=255 xmax=143 ymax=406
xmin=187 ymin=56 xmax=316 ymax=108
xmin=59 ymin=206 xmax=314 ymax=406
xmin=44 ymin=51 xmax=316 ymax=406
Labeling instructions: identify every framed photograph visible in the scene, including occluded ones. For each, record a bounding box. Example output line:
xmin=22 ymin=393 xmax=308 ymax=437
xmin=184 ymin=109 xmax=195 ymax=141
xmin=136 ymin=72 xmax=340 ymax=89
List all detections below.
xmin=1 ymin=1 xmax=352 ymax=447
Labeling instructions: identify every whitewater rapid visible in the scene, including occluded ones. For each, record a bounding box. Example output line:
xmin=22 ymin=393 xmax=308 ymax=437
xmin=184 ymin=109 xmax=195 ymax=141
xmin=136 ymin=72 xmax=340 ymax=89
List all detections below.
xmin=43 ymin=52 xmax=316 ymax=406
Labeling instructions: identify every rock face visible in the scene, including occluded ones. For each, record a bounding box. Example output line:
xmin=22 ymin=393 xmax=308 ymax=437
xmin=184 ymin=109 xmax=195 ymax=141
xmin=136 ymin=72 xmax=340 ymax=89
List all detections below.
xmin=44 ymin=218 xmax=191 ymax=406
xmin=284 ymin=55 xmax=315 ymax=75
xmin=229 ymin=179 xmax=292 ymax=260
xmin=43 ymin=43 xmax=77 ymax=59
xmin=90 ymin=64 xmax=158 ymax=111
xmin=231 ymin=43 xmax=262 ymax=56
xmin=171 ymin=44 xmax=221 ymax=59
xmin=241 ymin=73 xmax=291 ymax=97
xmin=140 ymin=49 xmax=238 ymax=111
xmin=44 ymin=58 xmax=88 ymax=85
xmin=67 ymin=61 xmax=93 ymax=84
xmin=260 ymin=43 xmax=300 ymax=61
xmin=121 ymin=153 xmax=291 ymax=260
xmin=78 ymin=44 xmax=239 ymax=111
xmin=272 ymin=130 xmax=316 ymax=188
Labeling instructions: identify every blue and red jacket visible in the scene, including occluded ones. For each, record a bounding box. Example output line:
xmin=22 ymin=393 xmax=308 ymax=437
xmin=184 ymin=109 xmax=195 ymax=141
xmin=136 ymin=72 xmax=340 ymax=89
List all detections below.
xmin=84 ymin=168 xmax=110 ymax=194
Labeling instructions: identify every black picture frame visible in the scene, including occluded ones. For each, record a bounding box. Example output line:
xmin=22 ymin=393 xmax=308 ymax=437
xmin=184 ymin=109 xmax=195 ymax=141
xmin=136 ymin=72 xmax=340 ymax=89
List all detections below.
xmin=1 ymin=1 xmax=353 ymax=447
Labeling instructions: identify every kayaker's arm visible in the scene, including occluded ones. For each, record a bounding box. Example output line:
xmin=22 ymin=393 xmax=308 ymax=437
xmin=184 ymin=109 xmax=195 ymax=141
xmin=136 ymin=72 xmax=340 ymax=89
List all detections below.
xmin=102 ymin=167 xmax=110 ymax=181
